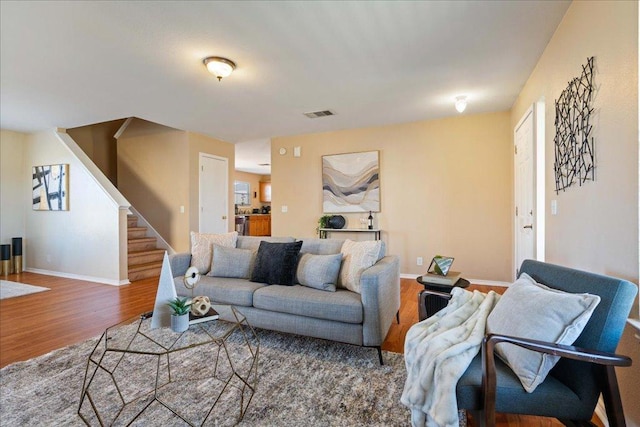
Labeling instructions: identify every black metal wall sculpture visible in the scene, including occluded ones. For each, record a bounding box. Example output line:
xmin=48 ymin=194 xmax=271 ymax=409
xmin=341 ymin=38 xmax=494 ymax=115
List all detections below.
xmin=554 ymin=56 xmax=595 ymax=194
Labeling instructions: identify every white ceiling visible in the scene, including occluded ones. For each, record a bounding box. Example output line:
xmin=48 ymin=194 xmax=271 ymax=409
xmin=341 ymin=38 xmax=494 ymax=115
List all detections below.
xmin=0 ymin=1 xmax=570 ymax=174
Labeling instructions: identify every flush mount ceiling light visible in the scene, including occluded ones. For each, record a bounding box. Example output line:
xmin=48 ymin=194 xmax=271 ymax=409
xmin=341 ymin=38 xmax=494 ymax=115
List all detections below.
xmin=203 ymin=56 xmax=236 ymax=81
xmin=455 ymin=96 xmax=467 ymax=113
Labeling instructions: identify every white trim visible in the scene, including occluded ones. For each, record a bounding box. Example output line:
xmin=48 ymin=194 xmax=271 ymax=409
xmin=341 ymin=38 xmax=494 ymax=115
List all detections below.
xmin=534 ymin=99 xmax=546 ymax=263
xmin=594 ymin=397 xmax=609 ymax=427
xmin=113 ymin=117 xmax=133 ymax=140
xmin=400 ymin=273 xmax=511 ymax=287
xmin=25 ymin=268 xmax=130 ymax=286
xmin=127 ymin=206 xmax=176 ymax=255
xmin=627 ymin=318 xmax=640 ymax=340
xmin=55 ymin=131 xmax=130 ymax=209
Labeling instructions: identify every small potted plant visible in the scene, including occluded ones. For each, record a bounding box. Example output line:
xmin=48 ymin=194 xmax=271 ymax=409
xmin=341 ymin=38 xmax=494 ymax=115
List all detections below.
xmin=167 ymin=297 xmax=192 ymax=333
xmin=316 ymin=215 xmax=332 ymax=236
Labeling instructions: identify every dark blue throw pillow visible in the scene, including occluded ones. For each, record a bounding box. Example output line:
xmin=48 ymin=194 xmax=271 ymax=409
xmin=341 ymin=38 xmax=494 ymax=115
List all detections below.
xmin=250 ymin=241 xmax=303 ymax=285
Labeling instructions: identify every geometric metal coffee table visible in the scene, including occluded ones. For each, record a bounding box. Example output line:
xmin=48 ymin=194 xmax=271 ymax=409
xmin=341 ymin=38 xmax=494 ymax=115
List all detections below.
xmin=78 ymin=305 xmax=259 ymax=426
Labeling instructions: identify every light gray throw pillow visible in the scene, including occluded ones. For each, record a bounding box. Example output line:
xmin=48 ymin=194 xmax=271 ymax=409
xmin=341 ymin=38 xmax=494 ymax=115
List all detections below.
xmin=208 ymin=245 xmax=255 ymax=279
xmin=295 ymin=253 xmax=342 ymax=292
xmin=486 ymin=272 xmax=600 ymax=393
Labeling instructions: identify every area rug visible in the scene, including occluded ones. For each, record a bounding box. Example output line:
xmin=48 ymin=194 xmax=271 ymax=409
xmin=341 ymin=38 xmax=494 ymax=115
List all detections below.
xmin=0 ymin=325 xmax=412 ymax=426
xmin=0 ymin=280 xmax=50 ymax=300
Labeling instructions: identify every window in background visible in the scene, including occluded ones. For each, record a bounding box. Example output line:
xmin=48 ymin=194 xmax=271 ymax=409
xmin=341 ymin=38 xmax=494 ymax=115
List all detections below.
xmin=234 ymin=181 xmax=251 ymax=206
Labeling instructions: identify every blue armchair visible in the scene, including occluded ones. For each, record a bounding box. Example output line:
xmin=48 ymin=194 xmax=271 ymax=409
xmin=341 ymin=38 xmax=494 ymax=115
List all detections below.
xmin=456 ymin=260 xmax=637 ymax=426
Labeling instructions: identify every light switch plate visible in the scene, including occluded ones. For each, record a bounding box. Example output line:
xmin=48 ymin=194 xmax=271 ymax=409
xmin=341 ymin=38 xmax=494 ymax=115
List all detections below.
xmin=293 ymin=146 xmax=301 ymax=157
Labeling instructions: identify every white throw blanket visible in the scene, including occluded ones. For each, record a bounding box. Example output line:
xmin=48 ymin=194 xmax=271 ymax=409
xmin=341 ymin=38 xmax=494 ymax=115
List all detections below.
xmin=401 ymin=288 xmax=499 ymax=427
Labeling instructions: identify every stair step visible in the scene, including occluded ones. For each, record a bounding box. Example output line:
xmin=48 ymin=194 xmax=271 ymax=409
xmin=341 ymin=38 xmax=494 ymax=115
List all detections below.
xmin=128 ymin=237 xmax=158 ymax=252
xmin=127 ymin=215 xmax=139 ymax=228
xmin=128 ymin=261 xmax=162 ymax=281
xmin=128 ymin=248 xmax=165 ymax=265
xmin=127 ymin=227 xmax=147 ymax=239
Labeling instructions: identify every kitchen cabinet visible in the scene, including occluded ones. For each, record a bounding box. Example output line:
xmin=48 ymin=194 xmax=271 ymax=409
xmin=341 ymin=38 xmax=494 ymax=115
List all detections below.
xmin=248 ymin=215 xmax=271 ymax=236
xmin=259 ymin=182 xmax=272 ymax=203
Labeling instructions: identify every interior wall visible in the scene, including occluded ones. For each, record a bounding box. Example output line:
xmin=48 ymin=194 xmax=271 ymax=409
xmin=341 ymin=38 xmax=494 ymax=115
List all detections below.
xmin=510 ymin=1 xmax=639 ymax=424
xmin=117 ymin=120 xmax=190 ymax=251
xmin=234 ymin=170 xmax=267 ymax=211
xmin=271 ymin=111 xmax=512 ymax=281
xmin=66 ymin=119 xmax=125 ymax=186
xmin=187 ymin=131 xmax=235 ymax=237
xmin=0 ymin=130 xmax=26 ymax=255
xmin=23 ymin=131 xmax=123 ymax=283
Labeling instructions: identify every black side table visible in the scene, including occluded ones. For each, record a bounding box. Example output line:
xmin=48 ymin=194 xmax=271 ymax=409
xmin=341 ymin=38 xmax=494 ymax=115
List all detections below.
xmin=416 ymin=276 xmax=470 ymax=321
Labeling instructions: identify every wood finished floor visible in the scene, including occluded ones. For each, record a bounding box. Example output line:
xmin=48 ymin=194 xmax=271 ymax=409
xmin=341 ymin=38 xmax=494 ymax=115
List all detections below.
xmin=0 ymin=273 xmax=594 ymax=426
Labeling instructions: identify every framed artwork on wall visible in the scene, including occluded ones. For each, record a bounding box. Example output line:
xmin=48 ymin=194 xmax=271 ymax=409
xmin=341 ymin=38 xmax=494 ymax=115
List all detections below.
xmin=322 ymin=150 xmax=380 ymax=213
xmin=32 ymin=164 xmax=69 ymax=211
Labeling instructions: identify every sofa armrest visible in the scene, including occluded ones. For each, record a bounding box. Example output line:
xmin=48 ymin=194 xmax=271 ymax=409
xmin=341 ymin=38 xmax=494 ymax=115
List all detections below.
xmin=169 ymin=252 xmax=191 ymax=277
xmin=360 ymin=255 xmax=401 ymax=347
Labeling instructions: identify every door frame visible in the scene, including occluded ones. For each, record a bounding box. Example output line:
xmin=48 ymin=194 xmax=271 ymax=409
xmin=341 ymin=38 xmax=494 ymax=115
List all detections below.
xmin=513 ymin=101 xmax=546 ymax=279
xmin=198 ymin=152 xmax=229 ymax=233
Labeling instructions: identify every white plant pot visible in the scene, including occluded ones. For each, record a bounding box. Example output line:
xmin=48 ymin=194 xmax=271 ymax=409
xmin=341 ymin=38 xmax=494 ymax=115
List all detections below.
xmin=171 ymin=313 xmax=189 ymax=333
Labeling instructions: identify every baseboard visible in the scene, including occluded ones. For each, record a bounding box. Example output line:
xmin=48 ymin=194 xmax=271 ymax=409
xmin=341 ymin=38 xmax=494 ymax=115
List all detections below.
xmin=25 ymin=268 xmax=130 ymax=286
xmin=594 ymin=397 xmax=609 ymax=427
xmin=400 ymin=273 xmax=511 ymax=287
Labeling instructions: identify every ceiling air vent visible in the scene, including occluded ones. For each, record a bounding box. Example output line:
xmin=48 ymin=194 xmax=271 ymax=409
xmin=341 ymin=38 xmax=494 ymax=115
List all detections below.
xmin=303 ymin=110 xmax=335 ymax=119
xmin=258 ymin=163 xmax=270 ymax=166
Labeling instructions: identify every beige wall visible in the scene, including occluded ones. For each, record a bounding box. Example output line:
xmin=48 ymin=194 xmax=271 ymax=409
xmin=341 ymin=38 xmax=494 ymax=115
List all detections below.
xmin=0 ymin=130 xmax=26 ymax=251
xmin=511 ymin=1 xmax=639 ymax=424
xmin=234 ymin=170 xmax=270 ymax=211
xmin=272 ymin=111 xmax=513 ymax=281
xmin=24 ymin=131 xmax=124 ymax=283
xmin=117 ymin=120 xmax=191 ymax=251
xmin=67 ymin=119 xmax=126 ymax=186
xmin=187 ymin=131 xmax=236 ymax=238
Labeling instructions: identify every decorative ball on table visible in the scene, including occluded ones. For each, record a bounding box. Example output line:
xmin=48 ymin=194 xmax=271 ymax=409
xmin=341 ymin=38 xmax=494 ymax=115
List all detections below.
xmin=191 ymin=295 xmax=211 ymax=317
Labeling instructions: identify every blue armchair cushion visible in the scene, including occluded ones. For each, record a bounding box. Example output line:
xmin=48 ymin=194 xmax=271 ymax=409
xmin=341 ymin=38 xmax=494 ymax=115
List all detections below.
xmin=486 ymin=273 xmax=600 ymax=392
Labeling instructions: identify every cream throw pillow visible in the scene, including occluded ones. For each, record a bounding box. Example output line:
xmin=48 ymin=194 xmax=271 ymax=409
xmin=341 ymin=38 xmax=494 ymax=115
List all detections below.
xmin=190 ymin=231 xmax=238 ymax=274
xmin=338 ymin=239 xmax=382 ymax=293
xmin=486 ymin=273 xmax=600 ymax=393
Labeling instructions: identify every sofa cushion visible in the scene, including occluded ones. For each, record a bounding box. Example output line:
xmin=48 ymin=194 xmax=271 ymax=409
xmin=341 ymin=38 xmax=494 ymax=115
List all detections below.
xmin=174 ymin=276 xmax=265 ymax=307
xmin=295 ymin=253 xmax=342 ymax=292
xmin=190 ymin=231 xmax=238 ymax=274
xmin=253 ymin=285 xmax=363 ymax=324
xmin=208 ymin=245 xmax=255 ymax=279
xmin=299 ymin=238 xmax=344 ymax=255
xmin=487 ymin=272 xmax=600 ymax=393
xmin=250 ymin=241 xmax=303 ymax=285
xmin=236 ymin=235 xmax=295 ymax=251
xmin=338 ymin=239 xmax=383 ymax=293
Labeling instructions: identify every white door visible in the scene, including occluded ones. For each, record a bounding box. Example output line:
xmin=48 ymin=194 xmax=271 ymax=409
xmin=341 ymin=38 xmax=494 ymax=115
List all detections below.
xmin=514 ymin=110 xmax=535 ymax=276
xmin=199 ymin=153 xmax=228 ymax=234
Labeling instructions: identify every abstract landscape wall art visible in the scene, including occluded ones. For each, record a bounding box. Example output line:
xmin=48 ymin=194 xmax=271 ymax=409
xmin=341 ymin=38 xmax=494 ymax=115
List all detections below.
xmin=322 ymin=151 xmax=380 ymax=213
xmin=32 ymin=164 xmax=69 ymax=211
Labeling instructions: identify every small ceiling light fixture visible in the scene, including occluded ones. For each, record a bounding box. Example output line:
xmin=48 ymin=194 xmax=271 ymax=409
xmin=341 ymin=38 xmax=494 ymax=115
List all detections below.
xmin=203 ymin=56 xmax=236 ymax=81
xmin=455 ymin=96 xmax=467 ymax=113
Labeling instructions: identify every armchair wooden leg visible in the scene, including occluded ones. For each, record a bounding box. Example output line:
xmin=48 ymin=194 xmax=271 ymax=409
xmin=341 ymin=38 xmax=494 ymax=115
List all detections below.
xmin=600 ymin=365 xmax=627 ymax=427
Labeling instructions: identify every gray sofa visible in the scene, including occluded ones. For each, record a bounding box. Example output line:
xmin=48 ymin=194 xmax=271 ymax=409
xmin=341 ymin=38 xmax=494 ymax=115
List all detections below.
xmin=170 ymin=236 xmax=401 ymax=363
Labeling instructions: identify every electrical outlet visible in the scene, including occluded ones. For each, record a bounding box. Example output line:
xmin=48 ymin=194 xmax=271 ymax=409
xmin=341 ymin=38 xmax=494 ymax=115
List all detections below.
xmin=417 ymin=257 xmax=423 ymax=266
xmin=281 ymin=205 xmax=288 ymax=213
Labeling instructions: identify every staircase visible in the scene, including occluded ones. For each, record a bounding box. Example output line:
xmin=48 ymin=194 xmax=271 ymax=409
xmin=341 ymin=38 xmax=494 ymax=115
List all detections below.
xmin=127 ymin=215 xmax=164 ymax=281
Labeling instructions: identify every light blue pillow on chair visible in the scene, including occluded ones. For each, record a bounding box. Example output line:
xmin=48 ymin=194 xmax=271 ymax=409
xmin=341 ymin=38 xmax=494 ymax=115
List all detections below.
xmin=486 ymin=273 xmax=600 ymax=392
